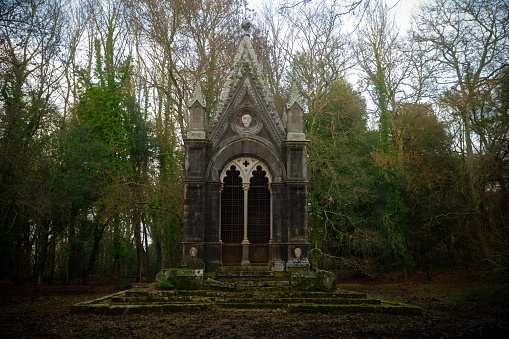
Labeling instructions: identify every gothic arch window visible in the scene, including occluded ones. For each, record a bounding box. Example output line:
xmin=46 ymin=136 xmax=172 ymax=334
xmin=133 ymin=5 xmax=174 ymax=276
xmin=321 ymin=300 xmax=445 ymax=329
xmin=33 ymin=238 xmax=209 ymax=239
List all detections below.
xmin=221 ymin=166 xmax=243 ymax=243
xmin=248 ymin=166 xmax=270 ymax=244
xmin=219 ymin=158 xmax=272 ymax=184
xmin=220 ymin=158 xmax=272 ymax=247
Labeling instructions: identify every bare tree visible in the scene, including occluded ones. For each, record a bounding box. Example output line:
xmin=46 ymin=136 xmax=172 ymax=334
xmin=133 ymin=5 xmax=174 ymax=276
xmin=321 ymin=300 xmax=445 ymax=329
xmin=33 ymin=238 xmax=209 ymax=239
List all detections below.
xmin=412 ymin=0 xmax=509 ymax=202
xmin=0 ymin=0 xmax=68 ymax=290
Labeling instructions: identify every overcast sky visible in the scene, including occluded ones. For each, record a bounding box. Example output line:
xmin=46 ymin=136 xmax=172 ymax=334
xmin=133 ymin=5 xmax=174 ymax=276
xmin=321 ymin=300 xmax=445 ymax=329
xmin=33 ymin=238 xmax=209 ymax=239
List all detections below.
xmin=249 ymin=0 xmax=423 ymax=33
xmin=386 ymin=0 xmax=422 ymax=32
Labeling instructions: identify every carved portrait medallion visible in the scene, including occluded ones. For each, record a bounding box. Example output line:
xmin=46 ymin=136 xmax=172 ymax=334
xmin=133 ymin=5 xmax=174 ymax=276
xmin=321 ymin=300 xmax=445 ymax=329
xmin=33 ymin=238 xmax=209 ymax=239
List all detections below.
xmin=231 ymin=110 xmax=262 ymax=135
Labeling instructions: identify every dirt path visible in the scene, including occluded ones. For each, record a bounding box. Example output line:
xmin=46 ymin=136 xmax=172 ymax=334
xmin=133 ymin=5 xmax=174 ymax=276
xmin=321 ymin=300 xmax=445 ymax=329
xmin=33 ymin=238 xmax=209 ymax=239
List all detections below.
xmin=1 ymin=272 xmax=508 ymax=338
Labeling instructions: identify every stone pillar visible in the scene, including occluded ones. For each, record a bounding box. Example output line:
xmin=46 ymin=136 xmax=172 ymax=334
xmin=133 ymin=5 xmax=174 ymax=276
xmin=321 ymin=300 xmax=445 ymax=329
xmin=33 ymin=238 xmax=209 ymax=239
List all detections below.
xmin=181 ymin=140 xmax=209 ymax=268
xmin=241 ymin=182 xmax=250 ymax=266
xmin=181 ymin=183 xmax=205 ymax=267
xmin=269 ymin=183 xmax=286 ymax=271
xmin=284 ymin=141 xmax=310 ymax=270
xmin=204 ymin=182 xmax=222 ymax=271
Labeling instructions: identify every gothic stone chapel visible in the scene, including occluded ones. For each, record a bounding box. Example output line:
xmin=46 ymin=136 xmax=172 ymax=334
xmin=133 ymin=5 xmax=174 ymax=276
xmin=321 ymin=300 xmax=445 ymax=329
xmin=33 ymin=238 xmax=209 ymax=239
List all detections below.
xmin=182 ymin=21 xmax=309 ymax=272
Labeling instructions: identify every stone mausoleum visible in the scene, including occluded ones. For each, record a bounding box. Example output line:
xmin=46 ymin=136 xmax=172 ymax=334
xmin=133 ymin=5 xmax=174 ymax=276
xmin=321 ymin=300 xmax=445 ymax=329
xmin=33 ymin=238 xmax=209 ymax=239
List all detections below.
xmin=181 ymin=21 xmax=309 ymax=272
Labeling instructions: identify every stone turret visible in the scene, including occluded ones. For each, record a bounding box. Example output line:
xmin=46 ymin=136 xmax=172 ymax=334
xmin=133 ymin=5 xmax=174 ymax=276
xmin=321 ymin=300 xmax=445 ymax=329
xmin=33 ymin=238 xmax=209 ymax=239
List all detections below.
xmin=187 ymin=81 xmax=207 ymax=140
xmin=286 ymin=83 xmax=305 ymax=141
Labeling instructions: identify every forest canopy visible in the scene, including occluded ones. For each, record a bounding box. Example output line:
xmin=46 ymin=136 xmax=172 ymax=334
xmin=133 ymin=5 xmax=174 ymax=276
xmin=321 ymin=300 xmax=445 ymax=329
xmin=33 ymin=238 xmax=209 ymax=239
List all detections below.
xmin=0 ymin=0 xmax=507 ymax=291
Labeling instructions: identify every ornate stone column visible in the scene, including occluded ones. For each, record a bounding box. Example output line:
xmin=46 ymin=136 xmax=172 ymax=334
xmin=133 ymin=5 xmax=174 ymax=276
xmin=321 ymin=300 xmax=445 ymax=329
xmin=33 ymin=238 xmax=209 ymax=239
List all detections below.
xmin=241 ymin=182 xmax=250 ymax=266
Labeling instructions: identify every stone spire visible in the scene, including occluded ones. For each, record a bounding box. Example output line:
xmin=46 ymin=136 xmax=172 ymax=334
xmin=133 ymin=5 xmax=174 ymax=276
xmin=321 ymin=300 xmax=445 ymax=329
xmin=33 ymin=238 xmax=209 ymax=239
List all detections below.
xmin=287 ymin=82 xmax=304 ymax=111
xmin=208 ymin=21 xmax=284 ymax=135
xmin=188 ymin=81 xmax=206 ymax=109
xmin=187 ymin=81 xmax=207 ymax=139
xmin=286 ymin=82 xmax=306 ymax=141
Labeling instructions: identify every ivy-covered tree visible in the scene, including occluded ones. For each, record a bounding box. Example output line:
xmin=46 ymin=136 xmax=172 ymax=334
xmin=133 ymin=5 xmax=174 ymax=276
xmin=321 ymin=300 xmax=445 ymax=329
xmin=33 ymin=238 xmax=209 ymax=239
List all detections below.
xmin=0 ymin=0 xmax=66 ymax=286
xmin=307 ymin=79 xmax=382 ymax=271
xmin=71 ymin=25 xmax=143 ymax=282
xmin=356 ymin=2 xmax=413 ymax=273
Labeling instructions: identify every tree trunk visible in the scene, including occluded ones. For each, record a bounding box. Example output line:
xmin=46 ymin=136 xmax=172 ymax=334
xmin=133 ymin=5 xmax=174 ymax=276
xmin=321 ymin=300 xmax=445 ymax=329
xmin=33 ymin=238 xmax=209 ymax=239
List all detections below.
xmin=134 ymin=212 xmax=142 ymax=283
xmin=81 ymin=223 xmax=105 ymax=285
xmin=33 ymin=223 xmax=50 ymax=294
xmin=66 ymin=208 xmax=78 ymax=285
xmin=143 ymin=215 xmax=150 ymax=282
xmin=461 ymin=107 xmax=477 ymax=203
xmin=111 ymin=219 xmax=121 ymax=282
xmin=48 ymin=240 xmax=56 ymax=283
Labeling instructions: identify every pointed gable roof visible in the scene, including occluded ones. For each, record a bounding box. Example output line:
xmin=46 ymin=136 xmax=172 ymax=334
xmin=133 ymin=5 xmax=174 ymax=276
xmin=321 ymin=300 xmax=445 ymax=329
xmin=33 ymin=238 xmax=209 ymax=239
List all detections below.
xmin=208 ymin=22 xmax=284 ymax=136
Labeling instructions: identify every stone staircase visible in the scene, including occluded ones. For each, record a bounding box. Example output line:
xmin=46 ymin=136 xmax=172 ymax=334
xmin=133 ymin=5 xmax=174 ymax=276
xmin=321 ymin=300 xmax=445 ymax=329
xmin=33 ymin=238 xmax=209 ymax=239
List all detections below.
xmin=211 ymin=266 xmax=290 ymax=288
xmin=71 ymin=267 xmax=422 ymax=316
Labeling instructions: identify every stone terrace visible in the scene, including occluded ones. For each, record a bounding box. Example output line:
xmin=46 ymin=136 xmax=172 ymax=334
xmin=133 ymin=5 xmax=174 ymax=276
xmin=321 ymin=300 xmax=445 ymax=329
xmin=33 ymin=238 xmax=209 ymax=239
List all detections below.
xmin=71 ymin=268 xmax=421 ymax=316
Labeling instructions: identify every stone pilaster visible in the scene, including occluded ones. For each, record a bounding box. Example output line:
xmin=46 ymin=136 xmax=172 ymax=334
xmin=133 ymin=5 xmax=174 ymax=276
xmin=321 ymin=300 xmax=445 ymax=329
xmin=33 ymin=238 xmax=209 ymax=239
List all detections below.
xmin=203 ymin=182 xmax=222 ymax=271
xmin=182 ymin=139 xmax=209 ymax=268
xmin=284 ymin=140 xmax=310 ymax=269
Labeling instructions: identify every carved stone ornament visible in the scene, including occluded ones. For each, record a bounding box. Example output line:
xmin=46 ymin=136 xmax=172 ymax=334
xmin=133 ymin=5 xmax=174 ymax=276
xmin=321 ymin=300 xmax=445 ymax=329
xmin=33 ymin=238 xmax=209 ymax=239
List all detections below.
xmin=220 ymin=157 xmax=272 ymax=183
xmin=294 ymin=247 xmax=302 ymax=259
xmin=231 ymin=110 xmax=262 ymax=136
xmin=242 ymin=114 xmax=252 ymax=128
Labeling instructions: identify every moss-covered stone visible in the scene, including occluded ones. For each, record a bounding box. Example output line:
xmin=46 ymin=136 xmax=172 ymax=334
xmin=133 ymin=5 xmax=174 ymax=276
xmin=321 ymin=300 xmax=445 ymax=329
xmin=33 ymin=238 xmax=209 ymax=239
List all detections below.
xmin=71 ymin=272 xmax=421 ymax=316
xmin=156 ymin=268 xmax=204 ymax=290
xmin=204 ymin=278 xmax=235 ymax=289
xmin=316 ymin=269 xmax=338 ymax=291
xmin=289 ymin=270 xmax=317 ymax=291
xmin=289 ymin=269 xmax=337 ymax=291
xmin=158 ymin=280 xmax=175 ymax=290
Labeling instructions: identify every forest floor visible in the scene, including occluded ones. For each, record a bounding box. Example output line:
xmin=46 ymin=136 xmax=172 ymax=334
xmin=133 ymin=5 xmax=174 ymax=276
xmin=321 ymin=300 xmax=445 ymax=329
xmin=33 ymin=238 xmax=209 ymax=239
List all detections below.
xmin=1 ymin=270 xmax=508 ymax=338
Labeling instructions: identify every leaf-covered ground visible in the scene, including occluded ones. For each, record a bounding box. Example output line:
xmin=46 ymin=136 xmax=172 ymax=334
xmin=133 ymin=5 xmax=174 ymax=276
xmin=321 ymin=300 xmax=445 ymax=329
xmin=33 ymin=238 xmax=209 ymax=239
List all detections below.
xmin=1 ymin=271 xmax=508 ymax=338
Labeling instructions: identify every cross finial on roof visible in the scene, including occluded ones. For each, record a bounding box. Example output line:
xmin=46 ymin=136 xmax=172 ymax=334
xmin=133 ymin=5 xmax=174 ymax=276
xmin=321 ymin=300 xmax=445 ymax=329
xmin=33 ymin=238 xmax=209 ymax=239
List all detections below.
xmin=241 ymin=20 xmax=251 ymax=36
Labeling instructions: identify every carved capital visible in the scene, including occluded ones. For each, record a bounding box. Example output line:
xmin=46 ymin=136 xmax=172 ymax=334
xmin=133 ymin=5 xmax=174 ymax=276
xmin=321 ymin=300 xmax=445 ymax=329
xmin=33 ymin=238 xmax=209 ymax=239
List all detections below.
xmin=242 ymin=182 xmax=250 ymax=192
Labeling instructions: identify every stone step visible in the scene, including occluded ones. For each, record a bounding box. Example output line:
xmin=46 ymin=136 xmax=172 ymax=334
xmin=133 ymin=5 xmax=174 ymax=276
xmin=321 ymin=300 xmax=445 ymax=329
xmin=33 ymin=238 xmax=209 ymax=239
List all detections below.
xmin=204 ymin=279 xmax=236 ymax=289
xmin=71 ymin=285 xmax=421 ymax=316
xmin=71 ymin=299 xmax=420 ymax=316
xmin=110 ymin=295 xmax=380 ymax=305
xmin=71 ymin=302 xmax=212 ymax=314
xmin=207 ymin=297 xmax=381 ymax=305
xmin=235 ymin=280 xmax=289 ymax=288
xmin=261 ymin=290 xmax=368 ymax=299
xmin=172 ymin=289 xmax=367 ymax=299
xmin=220 ymin=265 xmax=271 ymax=272
xmin=217 ymin=270 xmax=274 ymax=278
xmin=124 ymin=290 xmax=175 ymax=298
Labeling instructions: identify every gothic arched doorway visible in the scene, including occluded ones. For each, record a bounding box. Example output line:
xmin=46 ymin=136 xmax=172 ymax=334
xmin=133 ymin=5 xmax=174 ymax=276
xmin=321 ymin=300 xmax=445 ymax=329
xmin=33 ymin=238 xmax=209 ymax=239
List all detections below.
xmin=220 ymin=158 xmax=271 ymax=266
